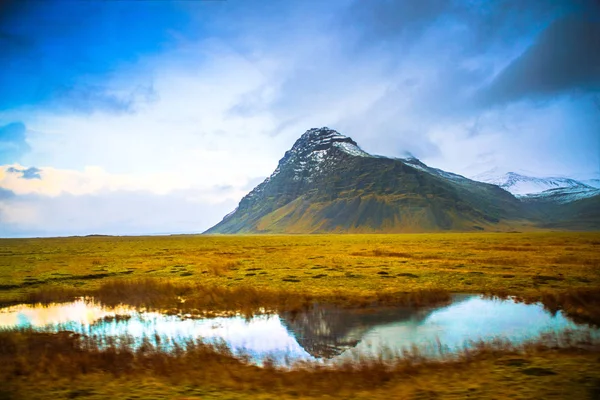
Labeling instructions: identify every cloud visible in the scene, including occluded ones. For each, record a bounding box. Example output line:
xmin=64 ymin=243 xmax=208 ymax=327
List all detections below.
xmin=50 ymin=83 xmax=159 ymax=114
xmin=479 ymin=17 xmax=600 ymax=105
xmin=344 ymin=0 xmax=451 ymax=48
xmin=1 ymin=0 xmax=600 ymax=237
xmin=0 ymin=189 xmax=237 ymax=238
xmin=0 ymin=122 xmax=29 ymax=163
xmin=6 ymin=166 xmax=41 ymax=179
xmin=0 ymin=187 xmax=15 ymax=200
xmin=0 ymin=164 xmax=252 ymax=202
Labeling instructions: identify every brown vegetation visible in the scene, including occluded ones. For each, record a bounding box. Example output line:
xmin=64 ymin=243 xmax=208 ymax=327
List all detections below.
xmin=2 ymin=232 xmax=600 ymax=398
xmin=22 ymin=278 xmax=452 ymax=317
xmin=1 ymin=329 xmax=599 ymax=399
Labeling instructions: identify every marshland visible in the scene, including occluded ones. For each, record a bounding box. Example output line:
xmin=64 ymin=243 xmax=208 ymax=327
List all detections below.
xmin=3 ymin=0 xmax=600 ymax=398
xmin=1 ymin=232 xmax=600 ymax=399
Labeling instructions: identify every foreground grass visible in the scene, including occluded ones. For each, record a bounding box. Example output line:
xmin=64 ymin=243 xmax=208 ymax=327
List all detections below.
xmin=1 ymin=232 xmax=599 ymax=322
xmin=1 ymin=232 xmax=600 ymax=398
xmin=1 ymin=232 xmax=599 ymax=298
xmin=9 ymin=353 xmax=599 ymax=399
xmin=2 ymin=329 xmax=599 ymax=399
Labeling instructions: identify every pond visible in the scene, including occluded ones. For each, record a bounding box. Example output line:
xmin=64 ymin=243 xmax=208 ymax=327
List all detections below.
xmin=0 ymin=295 xmax=594 ymax=365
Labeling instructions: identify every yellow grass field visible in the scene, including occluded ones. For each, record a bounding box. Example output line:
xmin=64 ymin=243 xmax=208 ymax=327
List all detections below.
xmin=1 ymin=232 xmax=599 ymax=299
xmin=1 ymin=232 xmax=600 ymax=399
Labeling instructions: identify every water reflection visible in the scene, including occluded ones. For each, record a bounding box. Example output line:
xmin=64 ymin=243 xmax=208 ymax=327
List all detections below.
xmin=0 ymin=295 xmax=593 ymax=364
xmin=279 ymin=302 xmax=440 ymax=358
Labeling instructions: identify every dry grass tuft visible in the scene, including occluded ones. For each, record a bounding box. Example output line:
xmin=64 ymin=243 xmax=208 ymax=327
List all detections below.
xmin=0 ymin=329 xmax=597 ymax=398
xmin=20 ymin=278 xmax=452 ymax=316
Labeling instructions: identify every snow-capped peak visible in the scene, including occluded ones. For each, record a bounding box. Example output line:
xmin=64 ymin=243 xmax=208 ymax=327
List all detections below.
xmin=471 ymin=170 xmax=591 ymax=196
xmin=247 ymin=128 xmax=372 ymax=196
xmin=291 ymin=127 xmax=372 ymax=157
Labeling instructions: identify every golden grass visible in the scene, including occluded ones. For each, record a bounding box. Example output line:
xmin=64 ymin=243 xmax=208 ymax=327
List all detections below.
xmin=1 ymin=233 xmax=599 ymax=295
xmin=19 ymin=278 xmax=452 ymax=319
xmin=2 ymin=232 xmax=600 ymax=398
xmin=1 ymin=329 xmax=599 ymax=399
xmin=1 ymin=232 xmax=599 ymax=317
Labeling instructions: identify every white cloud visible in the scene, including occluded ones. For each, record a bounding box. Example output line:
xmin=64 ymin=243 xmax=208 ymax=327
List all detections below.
xmin=1 ymin=1 xmax=599 ymax=237
xmin=0 ymin=189 xmax=238 ymax=237
xmin=0 ymin=163 xmax=250 ymax=203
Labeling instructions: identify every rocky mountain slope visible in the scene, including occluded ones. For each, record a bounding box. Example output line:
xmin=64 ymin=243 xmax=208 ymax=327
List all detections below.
xmin=279 ymin=304 xmax=436 ymax=358
xmin=206 ymin=128 xmax=532 ymax=234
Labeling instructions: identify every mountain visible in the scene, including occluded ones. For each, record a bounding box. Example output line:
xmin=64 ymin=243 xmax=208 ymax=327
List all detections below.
xmin=279 ymin=304 xmax=435 ymax=358
xmin=582 ymin=178 xmax=600 ymax=189
xmin=471 ymin=169 xmax=591 ymax=196
xmin=471 ymin=169 xmax=600 ymax=205
xmin=521 ymin=192 xmax=600 ymax=230
xmin=521 ymin=186 xmax=600 ymax=204
xmin=205 ymin=127 xmax=530 ymax=234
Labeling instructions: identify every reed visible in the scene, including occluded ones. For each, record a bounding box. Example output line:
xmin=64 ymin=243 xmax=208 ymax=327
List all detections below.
xmin=1 ymin=328 xmax=598 ymax=398
xmin=20 ymin=278 xmax=452 ymax=316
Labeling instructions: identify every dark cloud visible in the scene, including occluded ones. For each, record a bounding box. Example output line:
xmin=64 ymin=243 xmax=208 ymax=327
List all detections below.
xmin=0 ymin=187 xmax=15 ymax=200
xmin=479 ymin=17 xmax=600 ymax=105
xmin=345 ymin=0 xmax=451 ymax=46
xmin=0 ymin=122 xmax=29 ymax=163
xmin=341 ymin=0 xmax=600 ymax=108
xmin=458 ymin=0 xmax=594 ymax=54
xmin=6 ymin=166 xmax=41 ymax=180
xmin=342 ymin=0 xmax=583 ymax=56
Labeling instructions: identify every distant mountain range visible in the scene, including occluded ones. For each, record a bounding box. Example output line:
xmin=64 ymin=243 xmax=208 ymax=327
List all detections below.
xmin=205 ymin=128 xmax=600 ymax=233
xmin=471 ymin=169 xmax=600 ymax=203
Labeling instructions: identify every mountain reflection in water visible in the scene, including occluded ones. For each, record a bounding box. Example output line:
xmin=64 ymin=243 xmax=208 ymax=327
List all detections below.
xmin=0 ymin=295 xmax=589 ymax=364
xmin=279 ymin=302 xmax=441 ymax=358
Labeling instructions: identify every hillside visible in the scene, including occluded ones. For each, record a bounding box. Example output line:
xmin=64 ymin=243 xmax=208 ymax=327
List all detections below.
xmin=206 ymin=128 xmax=531 ymax=233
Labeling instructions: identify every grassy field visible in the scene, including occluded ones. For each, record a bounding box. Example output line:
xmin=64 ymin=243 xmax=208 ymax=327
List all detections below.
xmin=1 ymin=232 xmax=599 ymax=319
xmin=1 ymin=232 xmax=600 ymax=399
xmin=2 ymin=329 xmax=599 ymax=400
xmin=1 ymin=232 xmax=600 ymax=298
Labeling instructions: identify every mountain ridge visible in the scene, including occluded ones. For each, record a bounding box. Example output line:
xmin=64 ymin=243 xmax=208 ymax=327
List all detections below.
xmin=472 ymin=169 xmax=593 ymax=194
xmin=471 ymin=169 xmax=600 ymax=204
xmin=206 ymin=127 xmax=539 ymax=234
xmin=206 ymin=127 xmax=600 ymax=233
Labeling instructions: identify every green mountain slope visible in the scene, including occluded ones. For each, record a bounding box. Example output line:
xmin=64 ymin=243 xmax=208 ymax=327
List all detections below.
xmin=206 ymin=128 xmax=532 ymax=233
xmin=523 ymin=192 xmax=600 ymax=230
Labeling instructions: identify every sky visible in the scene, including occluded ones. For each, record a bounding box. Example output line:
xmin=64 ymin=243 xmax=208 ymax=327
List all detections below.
xmin=0 ymin=0 xmax=599 ymax=237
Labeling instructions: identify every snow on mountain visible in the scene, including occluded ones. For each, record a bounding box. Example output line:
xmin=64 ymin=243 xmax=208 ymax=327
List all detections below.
xmin=582 ymin=179 xmax=600 ymax=189
xmin=281 ymin=127 xmax=373 ymax=179
xmin=521 ymin=186 xmax=600 ymax=204
xmin=245 ymin=128 xmax=600 ymax=210
xmin=332 ymin=140 xmax=371 ymax=157
xmin=471 ymin=170 xmax=591 ymax=196
xmin=566 ymin=172 xmax=600 ymax=189
xmin=400 ymin=157 xmax=470 ymax=183
xmin=245 ymin=127 xmax=372 ymax=199
xmin=470 ymin=169 xmax=600 ymax=204
xmin=207 ymin=127 xmax=529 ymax=234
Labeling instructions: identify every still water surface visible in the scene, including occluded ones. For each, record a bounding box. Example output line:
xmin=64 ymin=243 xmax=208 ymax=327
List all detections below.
xmin=0 ymin=295 xmax=593 ymax=364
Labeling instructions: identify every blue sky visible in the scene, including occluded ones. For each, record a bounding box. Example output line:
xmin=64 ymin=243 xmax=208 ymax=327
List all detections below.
xmin=0 ymin=0 xmax=599 ymax=237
